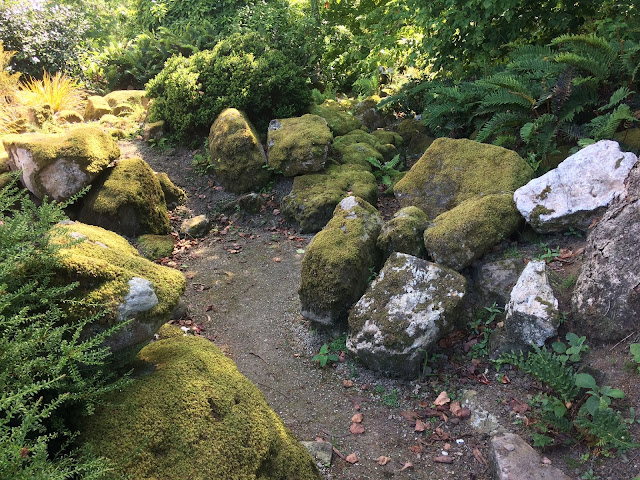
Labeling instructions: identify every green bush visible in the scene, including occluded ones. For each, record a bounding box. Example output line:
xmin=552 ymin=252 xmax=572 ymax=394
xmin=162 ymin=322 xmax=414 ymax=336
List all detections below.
xmin=146 ymin=32 xmax=312 ymax=142
xmin=0 ymin=178 xmax=126 ymax=478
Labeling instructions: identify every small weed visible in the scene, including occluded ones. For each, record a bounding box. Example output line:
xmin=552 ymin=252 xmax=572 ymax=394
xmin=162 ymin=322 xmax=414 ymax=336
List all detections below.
xmin=502 ymin=244 xmax=519 ymax=258
xmin=329 ymin=334 xmax=347 ymax=353
xmin=382 ymin=389 xmax=399 ymax=407
xmin=367 ymin=266 xmax=378 ymax=283
xmin=150 ymin=137 xmax=173 ymax=152
xmin=374 ymin=384 xmax=385 ymax=394
xmin=534 ymin=243 xmax=561 ymax=263
xmin=564 ymin=227 xmax=583 ymax=238
xmin=468 ymin=303 xmax=503 ymax=358
xmin=365 ymin=154 xmax=403 ymax=187
xmin=630 ymin=344 xmax=640 ymax=374
xmin=312 ymin=344 xmax=339 ymax=368
xmin=552 ymin=332 xmax=589 ymax=364
xmin=580 ymin=468 xmax=598 ymax=480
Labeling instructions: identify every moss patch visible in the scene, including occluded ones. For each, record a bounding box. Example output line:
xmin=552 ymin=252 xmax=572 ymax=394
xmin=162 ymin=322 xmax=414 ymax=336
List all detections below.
xmin=394 ymin=138 xmax=533 ymax=219
xmin=103 ymin=90 xmax=147 ymax=108
xmin=338 ymin=142 xmax=380 ymax=170
xmin=309 ymin=100 xmax=362 ymax=136
xmin=423 ymin=193 xmax=522 ymax=271
xmin=84 ymin=95 xmax=112 ymax=121
xmin=82 ymin=336 xmax=320 ymax=480
xmin=281 ymin=164 xmax=378 ymax=233
xmin=377 ymin=206 xmax=429 ymax=260
xmin=333 ymin=129 xmax=397 ymax=162
xmin=614 ymin=128 xmax=640 ymax=151
xmin=208 ymin=108 xmax=271 ymax=193
xmin=79 ymin=157 xmax=170 ymax=237
xmin=299 ymin=196 xmax=382 ymax=325
xmin=137 ymin=234 xmax=175 ymax=260
xmin=371 ymin=129 xmax=403 ymax=146
xmin=155 ymin=171 xmax=185 ymax=209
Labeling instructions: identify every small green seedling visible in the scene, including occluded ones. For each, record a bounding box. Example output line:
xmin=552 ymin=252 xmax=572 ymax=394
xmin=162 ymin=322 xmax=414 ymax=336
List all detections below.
xmin=552 ymin=333 xmax=589 ymax=364
xmin=630 ymin=344 xmax=640 ymax=373
xmin=312 ymin=344 xmax=339 ymax=368
xmin=575 ymin=373 xmax=625 ymax=416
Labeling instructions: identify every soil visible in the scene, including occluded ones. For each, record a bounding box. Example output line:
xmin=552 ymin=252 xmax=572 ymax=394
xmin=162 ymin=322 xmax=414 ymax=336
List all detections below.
xmin=119 ymin=139 xmax=640 ymax=480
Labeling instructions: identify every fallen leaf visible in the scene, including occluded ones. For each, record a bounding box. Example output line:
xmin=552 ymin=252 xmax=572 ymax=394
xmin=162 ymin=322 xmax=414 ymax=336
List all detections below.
xmin=398 ymin=462 xmax=414 ymax=471
xmin=205 ymin=305 xmax=214 ymax=312
xmin=434 ymin=391 xmax=450 ymax=406
xmin=473 ymin=447 xmax=488 ymax=466
xmin=410 ymin=445 xmax=423 ymax=454
xmin=414 ymin=419 xmax=426 ymax=432
xmin=272 ymin=257 xmax=281 ymax=262
xmin=272 ymin=209 xmax=280 ymax=216
xmin=450 ymin=401 xmax=462 ymax=416
xmin=351 ymin=413 xmax=363 ymax=423
xmin=501 ymin=374 xmax=511 ymax=384
xmin=376 ymin=456 xmax=391 ymax=466
xmin=510 ymin=398 xmax=530 ymax=414
xmin=400 ymin=410 xmax=419 ymax=421
xmin=343 ymin=379 xmax=354 ymax=388
xmin=456 ymin=407 xmax=471 ymax=419
xmin=434 ymin=455 xmax=453 ymax=464
xmin=349 ymin=423 xmax=365 ymax=435
xmin=345 ymin=453 xmax=358 ymax=464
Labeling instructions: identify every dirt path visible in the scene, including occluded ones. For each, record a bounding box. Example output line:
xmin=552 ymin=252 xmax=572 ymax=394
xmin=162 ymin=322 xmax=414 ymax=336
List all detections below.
xmin=119 ymin=139 xmax=640 ymax=480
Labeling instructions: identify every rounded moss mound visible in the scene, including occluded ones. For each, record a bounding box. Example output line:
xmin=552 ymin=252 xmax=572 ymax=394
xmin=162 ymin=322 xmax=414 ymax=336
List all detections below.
xmin=394 ymin=138 xmax=533 ymax=219
xmin=82 ymin=336 xmax=321 ymax=480
xmin=377 ymin=206 xmax=429 ymax=260
xmin=137 ymin=234 xmax=175 ymax=260
xmin=79 ymin=157 xmax=170 ymax=237
xmin=309 ymin=100 xmax=362 ymax=136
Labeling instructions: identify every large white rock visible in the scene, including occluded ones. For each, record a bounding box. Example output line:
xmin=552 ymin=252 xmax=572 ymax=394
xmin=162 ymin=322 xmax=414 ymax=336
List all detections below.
xmin=504 ymin=261 xmax=558 ymax=347
xmin=347 ymin=253 xmax=466 ymax=378
xmin=513 ymin=140 xmax=637 ymax=233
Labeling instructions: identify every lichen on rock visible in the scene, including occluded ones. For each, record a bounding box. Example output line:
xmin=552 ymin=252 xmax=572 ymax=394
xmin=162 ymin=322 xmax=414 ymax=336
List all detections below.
xmin=299 ymin=196 xmax=382 ymax=326
xmin=281 ymin=164 xmax=378 ymax=233
xmin=82 ymin=335 xmax=321 ymax=480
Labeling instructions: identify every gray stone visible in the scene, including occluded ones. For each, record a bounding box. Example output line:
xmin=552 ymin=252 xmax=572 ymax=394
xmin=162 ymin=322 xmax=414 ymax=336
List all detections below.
xmin=299 ymin=196 xmax=382 ymax=326
xmin=460 ymin=390 xmax=503 ymax=436
xmin=301 ymin=441 xmax=333 ymax=466
xmin=471 ymin=257 xmax=525 ymax=309
xmin=144 ymin=120 xmax=164 ymax=143
xmin=118 ymin=277 xmax=159 ymax=321
xmin=514 ymin=140 xmax=637 ymax=233
xmin=490 ymin=432 xmax=572 ymax=480
xmin=572 ymin=162 xmax=640 ymax=342
xmin=347 ymin=253 xmax=466 ymax=378
xmin=181 ymin=215 xmax=210 ymax=238
xmin=267 ymin=114 xmax=332 ymax=177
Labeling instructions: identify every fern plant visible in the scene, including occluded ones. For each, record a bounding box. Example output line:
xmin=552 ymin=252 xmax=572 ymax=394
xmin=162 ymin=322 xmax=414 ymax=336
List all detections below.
xmin=365 ymin=154 xmax=403 ymax=187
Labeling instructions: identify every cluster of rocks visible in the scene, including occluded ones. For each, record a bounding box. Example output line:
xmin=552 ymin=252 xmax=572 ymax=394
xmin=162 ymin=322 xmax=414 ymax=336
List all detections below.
xmin=297 ymin=137 xmax=638 ymax=377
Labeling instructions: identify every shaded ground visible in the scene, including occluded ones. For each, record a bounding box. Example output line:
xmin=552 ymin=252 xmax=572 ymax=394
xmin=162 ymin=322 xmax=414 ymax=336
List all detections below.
xmin=120 ymin=139 xmax=640 ymax=480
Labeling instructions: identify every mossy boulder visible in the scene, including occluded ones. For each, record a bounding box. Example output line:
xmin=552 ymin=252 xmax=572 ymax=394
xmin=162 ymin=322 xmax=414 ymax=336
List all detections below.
xmin=27 ymin=104 xmax=53 ymax=127
xmin=2 ymin=125 xmax=120 ymax=201
xmin=55 ymin=109 xmax=84 ymax=124
xmin=309 ymin=99 xmax=362 ymax=136
xmin=614 ymin=127 xmax=640 ymax=151
xmin=394 ymin=138 xmax=533 ymax=219
xmin=78 ymin=157 xmax=170 ymax=237
xmin=84 ymin=95 xmax=112 ymax=121
xmin=333 ymin=129 xmax=397 ymax=162
xmin=208 ymin=108 xmax=271 ymax=193
xmin=104 ymin=89 xmax=148 ymax=109
xmin=137 ymin=234 xmax=175 ymax=260
xmin=155 ymin=171 xmax=185 ymax=209
xmin=143 ymin=120 xmax=164 ymax=142
xmin=377 ymin=206 xmax=429 ymax=260
xmin=371 ymin=129 xmax=403 ymax=147
xmin=267 ymin=115 xmax=332 ymax=176
xmin=423 ymin=193 xmax=522 ymax=271
xmin=299 ymin=196 xmax=382 ymax=326
xmin=82 ymin=335 xmax=320 ymax=480
xmin=54 ymin=221 xmax=185 ymax=355
xmin=337 ymin=143 xmax=380 ymax=170
xmin=181 ymin=215 xmax=211 ymax=238
xmin=347 ymin=253 xmax=466 ymax=378
xmin=354 ymin=95 xmax=389 ymax=130
xmin=281 ymin=164 xmax=378 ymax=233
xmin=396 ymin=118 xmax=434 ymax=156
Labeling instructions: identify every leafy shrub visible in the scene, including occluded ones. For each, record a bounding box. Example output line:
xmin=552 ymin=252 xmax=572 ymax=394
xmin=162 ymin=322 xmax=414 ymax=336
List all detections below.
xmin=146 ymin=32 xmax=311 ymax=142
xmin=0 ymin=2 xmax=88 ymax=79
xmin=0 ymin=178 xmax=126 ymax=477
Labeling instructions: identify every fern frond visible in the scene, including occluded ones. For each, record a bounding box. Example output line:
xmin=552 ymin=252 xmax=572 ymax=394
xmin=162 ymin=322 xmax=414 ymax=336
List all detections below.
xmin=480 ymin=90 xmax=535 ymax=110
xmin=598 ymin=87 xmax=632 ymax=112
xmin=574 ymin=408 xmax=639 ymax=451
xmin=552 ymin=67 xmax=573 ymax=114
xmin=478 ymin=74 xmax=535 ymax=98
xmin=588 ymin=104 xmax=636 ymax=140
xmin=476 ymin=112 xmax=522 ymax=143
xmin=551 ymin=34 xmax=616 ymax=59
xmin=554 ymin=52 xmax=610 ymax=79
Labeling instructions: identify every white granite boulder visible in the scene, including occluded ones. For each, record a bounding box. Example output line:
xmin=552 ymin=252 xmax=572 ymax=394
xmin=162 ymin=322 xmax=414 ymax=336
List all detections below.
xmin=514 ymin=140 xmax=637 ymax=233
xmin=347 ymin=253 xmax=466 ymax=378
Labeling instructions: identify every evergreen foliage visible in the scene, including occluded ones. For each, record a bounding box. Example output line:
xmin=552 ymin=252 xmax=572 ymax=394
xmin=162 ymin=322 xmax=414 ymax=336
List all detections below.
xmin=0 ymin=178 xmax=126 ymax=478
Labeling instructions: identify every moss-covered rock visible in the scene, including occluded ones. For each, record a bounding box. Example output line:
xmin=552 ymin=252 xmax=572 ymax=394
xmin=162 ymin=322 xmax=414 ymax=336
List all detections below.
xmin=394 ymin=138 xmax=533 ymax=219
xmin=614 ymin=127 xmax=640 ymax=151
xmin=371 ymin=129 xmax=403 ymax=147
xmin=209 ymin=108 xmax=271 ymax=193
xmin=333 ymin=129 xmax=397 ymax=162
xmin=27 ymin=104 xmax=53 ymax=127
xmin=299 ymin=196 xmax=382 ymax=326
xmin=82 ymin=336 xmax=320 ymax=480
xmin=2 ymin=125 xmax=120 ymax=201
xmin=281 ymin=164 xmax=378 ymax=233
xmin=338 ymin=143 xmax=380 ymax=170
xmin=354 ymin=95 xmax=390 ymax=130
xmin=137 ymin=234 xmax=175 ymax=260
xmin=155 ymin=171 xmax=186 ymax=209
xmin=347 ymin=253 xmax=466 ymax=378
xmin=54 ymin=221 xmax=185 ymax=355
xmin=84 ymin=95 xmax=112 ymax=121
xmin=55 ymin=109 xmax=84 ymax=124
xmin=377 ymin=206 xmax=429 ymax=260
xmin=309 ymin=100 xmax=362 ymax=136
xmin=396 ymin=119 xmax=434 ymax=157
xmin=103 ymin=90 xmax=148 ymax=109
xmin=78 ymin=157 xmax=170 ymax=237
xmin=267 ymin=115 xmax=333 ymax=176
xmin=181 ymin=215 xmax=211 ymax=238
xmin=143 ymin=120 xmax=164 ymax=142
xmin=423 ymin=193 xmax=522 ymax=271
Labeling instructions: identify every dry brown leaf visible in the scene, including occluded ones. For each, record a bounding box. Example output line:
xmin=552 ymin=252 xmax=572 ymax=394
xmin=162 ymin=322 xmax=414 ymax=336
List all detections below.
xmin=433 ymin=455 xmax=453 ymax=464
xmin=414 ymin=419 xmax=426 ymax=432
xmin=510 ymin=398 xmax=530 ymax=414
xmin=449 ymin=401 xmax=461 ymax=416
xmin=351 ymin=413 xmax=363 ymax=423
xmin=473 ymin=447 xmax=488 ymax=466
xmin=272 ymin=257 xmax=281 ymax=262
xmin=345 ymin=453 xmax=358 ymax=464
xmin=376 ymin=456 xmax=391 ymax=466
xmin=349 ymin=423 xmax=365 ymax=435
xmin=410 ymin=445 xmax=423 ymax=454
xmin=398 ymin=462 xmax=414 ymax=471
xmin=399 ymin=410 xmax=419 ymax=421
xmin=343 ymin=379 xmax=354 ymax=388
xmin=456 ymin=407 xmax=471 ymax=419
xmin=434 ymin=391 xmax=450 ymax=406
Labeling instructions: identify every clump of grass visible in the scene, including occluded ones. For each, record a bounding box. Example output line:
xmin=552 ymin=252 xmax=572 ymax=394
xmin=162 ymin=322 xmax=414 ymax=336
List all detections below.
xmin=0 ymin=42 xmax=25 ymax=134
xmin=19 ymin=70 xmax=83 ymax=113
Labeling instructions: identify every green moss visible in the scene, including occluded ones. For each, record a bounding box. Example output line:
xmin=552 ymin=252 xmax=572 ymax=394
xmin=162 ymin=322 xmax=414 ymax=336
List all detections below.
xmin=309 ymin=100 xmax=362 ymax=136
xmin=156 ymin=323 xmax=185 ymax=339
xmin=423 ymin=193 xmax=522 ymax=271
xmin=54 ymin=222 xmax=185 ymax=327
xmin=79 ymin=157 xmax=170 ymax=237
xmin=281 ymin=164 xmax=378 ymax=233
xmin=370 ymin=129 xmax=403 ymax=146
xmin=530 ymin=204 xmax=555 ymax=226
xmin=84 ymin=95 xmax=112 ymax=121
xmin=82 ymin=336 xmax=320 ymax=480
xmin=267 ymin=114 xmax=333 ymax=177
xmin=208 ymin=108 xmax=271 ymax=193
xmin=614 ymin=127 xmax=640 ymax=151
xmin=56 ymin=109 xmax=84 ymax=124
xmin=299 ymin=196 xmax=382 ymax=324
xmin=155 ymin=172 xmax=185 ymax=208
xmin=103 ymin=90 xmax=147 ymax=108
xmin=394 ymin=138 xmax=534 ymax=219
xmin=536 ymin=185 xmax=552 ymax=200
xmin=339 ymin=142 xmax=380 ymax=169
xmin=137 ymin=234 xmax=175 ymax=260
xmin=377 ymin=206 xmax=429 ymax=260
xmin=333 ymin=129 xmax=397 ymax=162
